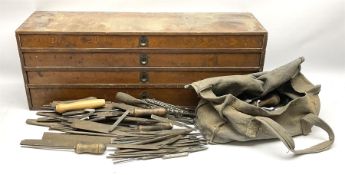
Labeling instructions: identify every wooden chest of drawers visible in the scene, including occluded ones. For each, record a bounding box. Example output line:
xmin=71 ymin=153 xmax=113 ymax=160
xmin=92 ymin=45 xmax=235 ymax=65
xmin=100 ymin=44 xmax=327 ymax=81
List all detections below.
xmin=16 ymin=11 xmax=267 ymax=110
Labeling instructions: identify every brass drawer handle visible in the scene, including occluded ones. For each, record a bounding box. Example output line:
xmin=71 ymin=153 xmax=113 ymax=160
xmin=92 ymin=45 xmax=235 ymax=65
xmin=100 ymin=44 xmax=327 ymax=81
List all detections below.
xmin=139 ymin=91 xmax=149 ymax=99
xmin=139 ymin=54 xmax=149 ymax=65
xmin=140 ymin=72 xmax=149 ymax=83
xmin=139 ymin=36 xmax=148 ymax=47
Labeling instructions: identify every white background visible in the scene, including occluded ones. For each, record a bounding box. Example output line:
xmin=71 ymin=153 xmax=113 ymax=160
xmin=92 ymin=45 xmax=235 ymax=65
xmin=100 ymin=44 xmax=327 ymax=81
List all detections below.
xmin=0 ymin=0 xmax=344 ymax=175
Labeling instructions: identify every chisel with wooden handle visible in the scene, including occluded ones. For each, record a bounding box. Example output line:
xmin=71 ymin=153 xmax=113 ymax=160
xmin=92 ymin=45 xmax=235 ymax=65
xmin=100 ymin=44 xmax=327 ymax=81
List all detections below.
xmin=55 ymin=99 xmax=106 ymax=113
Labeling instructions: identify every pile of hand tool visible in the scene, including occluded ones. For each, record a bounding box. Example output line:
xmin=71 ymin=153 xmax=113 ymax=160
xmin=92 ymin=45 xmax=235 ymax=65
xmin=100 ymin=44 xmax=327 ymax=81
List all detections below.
xmin=20 ymin=92 xmax=207 ymax=164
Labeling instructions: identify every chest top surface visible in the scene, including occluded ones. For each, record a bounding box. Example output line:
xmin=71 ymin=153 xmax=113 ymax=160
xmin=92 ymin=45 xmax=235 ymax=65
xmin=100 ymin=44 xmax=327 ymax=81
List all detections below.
xmin=16 ymin=11 xmax=266 ymax=34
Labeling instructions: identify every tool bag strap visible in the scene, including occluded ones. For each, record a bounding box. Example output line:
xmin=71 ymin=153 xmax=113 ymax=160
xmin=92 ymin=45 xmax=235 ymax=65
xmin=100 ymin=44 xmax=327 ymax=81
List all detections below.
xmin=255 ymin=114 xmax=335 ymax=155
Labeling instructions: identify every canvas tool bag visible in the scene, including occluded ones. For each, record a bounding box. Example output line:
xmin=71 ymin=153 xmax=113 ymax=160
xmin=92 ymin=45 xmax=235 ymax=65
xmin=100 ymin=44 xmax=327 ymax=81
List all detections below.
xmin=186 ymin=58 xmax=334 ymax=155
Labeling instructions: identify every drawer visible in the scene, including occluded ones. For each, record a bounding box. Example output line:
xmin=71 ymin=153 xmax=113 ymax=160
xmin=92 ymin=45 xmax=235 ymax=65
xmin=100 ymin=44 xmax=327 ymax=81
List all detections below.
xmin=18 ymin=12 xmax=268 ymax=110
xmin=27 ymin=70 xmax=252 ymax=84
xmin=29 ymin=88 xmax=199 ymax=109
xmin=23 ymin=52 xmax=262 ymax=67
xmin=19 ymin=34 xmax=264 ymax=48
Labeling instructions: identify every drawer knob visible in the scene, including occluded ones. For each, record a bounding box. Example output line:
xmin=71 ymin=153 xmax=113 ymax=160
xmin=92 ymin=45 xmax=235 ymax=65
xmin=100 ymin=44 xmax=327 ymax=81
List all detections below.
xmin=140 ymin=91 xmax=149 ymax=99
xmin=139 ymin=54 xmax=149 ymax=65
xmin=49 ymin=36 xmax=57 ymax=45
xmin=139 ymin=36 xmax=148 ymax=47
xmin=140 ymin=72 xmax=149 ymax=83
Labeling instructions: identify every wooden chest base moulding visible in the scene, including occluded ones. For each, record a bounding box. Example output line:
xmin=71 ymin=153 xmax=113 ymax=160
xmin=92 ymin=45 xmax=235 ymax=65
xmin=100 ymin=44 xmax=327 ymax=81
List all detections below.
xmin=16 ymin=11 xmax=267 ymax=110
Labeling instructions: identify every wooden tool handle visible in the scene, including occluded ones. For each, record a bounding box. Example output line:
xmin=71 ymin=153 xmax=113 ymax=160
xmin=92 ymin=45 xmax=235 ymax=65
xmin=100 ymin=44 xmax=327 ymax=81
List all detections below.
xmin=51 ymin=97 xmax=97 ymax=107
xmin=133 ymin=108 xmax=167 ymax=117
xmin=115 ymin=92 xmax=147 ymax=106
xmin=55 ymin=99 xmax=105 ymax=113
xmin=74 ymin=143 xmax=106 ymax=154
xmin=259 ymin=94 xmax=280 ymax=107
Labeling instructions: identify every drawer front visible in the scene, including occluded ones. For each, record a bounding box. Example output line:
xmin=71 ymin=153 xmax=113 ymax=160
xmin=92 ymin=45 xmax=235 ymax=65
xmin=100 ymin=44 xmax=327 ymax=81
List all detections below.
xmin=20 ymin=34 xmax=264 ymax=48
xmin=23 ymin=52 xmax=262 ymax=67
xmin=27 ymin=71 xmax=251 ymax=84
xmin=29 ymin=88 xmax=198 ymax=109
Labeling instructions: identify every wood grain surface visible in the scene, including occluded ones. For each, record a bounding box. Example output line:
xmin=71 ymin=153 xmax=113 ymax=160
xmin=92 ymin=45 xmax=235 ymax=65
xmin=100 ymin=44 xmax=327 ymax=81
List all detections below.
xmin=16 ymin=12 xmax=267 ymax=109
